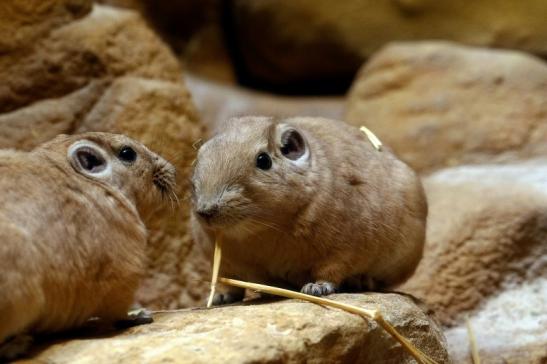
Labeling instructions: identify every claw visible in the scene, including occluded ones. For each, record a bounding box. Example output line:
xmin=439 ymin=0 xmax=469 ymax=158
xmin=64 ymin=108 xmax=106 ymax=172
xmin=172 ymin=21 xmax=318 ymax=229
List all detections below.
xmin=300 ymin=281 xmax=337 ymax=296
xmin=115 ymin=309 xmax=154 ymax=329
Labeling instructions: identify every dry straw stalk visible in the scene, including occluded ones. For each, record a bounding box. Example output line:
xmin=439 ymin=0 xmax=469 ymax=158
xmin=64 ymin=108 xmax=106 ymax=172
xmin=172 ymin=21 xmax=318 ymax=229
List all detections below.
xmin=209 ymin=238 xmax=439 ymax=364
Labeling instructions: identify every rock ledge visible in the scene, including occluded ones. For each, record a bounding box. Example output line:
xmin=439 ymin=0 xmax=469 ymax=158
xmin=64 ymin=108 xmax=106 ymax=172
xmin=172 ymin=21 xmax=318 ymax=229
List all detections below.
xmin=20 ymin=294 xmax=449 ymax=364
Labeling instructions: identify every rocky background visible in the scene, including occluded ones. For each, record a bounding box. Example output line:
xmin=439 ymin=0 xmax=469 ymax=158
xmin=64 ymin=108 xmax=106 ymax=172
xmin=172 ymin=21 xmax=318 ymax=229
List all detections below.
xmin=3 ymin=0 xmax=546 ymax=363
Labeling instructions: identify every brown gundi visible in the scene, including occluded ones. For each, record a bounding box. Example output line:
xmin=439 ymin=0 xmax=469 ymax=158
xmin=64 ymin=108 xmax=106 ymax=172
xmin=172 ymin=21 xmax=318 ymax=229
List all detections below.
xmin=0 ymin=132 xmax=175 ymax=359
xmin=191 ymin=116 xmax=427 ymax=304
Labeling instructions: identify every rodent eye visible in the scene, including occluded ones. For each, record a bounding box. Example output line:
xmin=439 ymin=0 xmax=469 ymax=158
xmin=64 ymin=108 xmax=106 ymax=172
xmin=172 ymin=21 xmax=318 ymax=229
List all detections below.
xmin=256 ymin=152 xmax=272 ymax=170
xmin=118 ymin=146 xmax=137 ymax=163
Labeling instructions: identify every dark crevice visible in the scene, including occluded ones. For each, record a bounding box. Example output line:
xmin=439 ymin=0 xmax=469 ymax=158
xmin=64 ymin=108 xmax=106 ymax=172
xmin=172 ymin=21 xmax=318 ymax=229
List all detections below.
xmin=219 ymin=0 xmax=360 ymax=95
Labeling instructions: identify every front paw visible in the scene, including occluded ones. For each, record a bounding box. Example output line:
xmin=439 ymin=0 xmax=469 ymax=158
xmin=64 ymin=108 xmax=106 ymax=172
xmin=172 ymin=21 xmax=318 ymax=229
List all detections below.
xmin=301 ymin=281 xmax=337 ymax=296
xmin=212 ymin=291 xmax=244 ymax=306
xmin=114 ymin=308 xmax=154 ymax=329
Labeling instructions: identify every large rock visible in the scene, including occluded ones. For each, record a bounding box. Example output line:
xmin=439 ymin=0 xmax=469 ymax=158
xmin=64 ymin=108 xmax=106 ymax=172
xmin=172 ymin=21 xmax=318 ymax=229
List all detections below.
xmin=18 ymin=294 xmax=450 ymax=363
xmin=0 ymin=0 xmax=91 ymax=52
xmin=96 ymin=0 xmax=235 ymax=83
xmin=0 ymin=4 xmax=182 ymax=115
xmin=401 ymin=159 xmax=547 ymax=362
xmin=186 ymin=75 xmax=345 ymax=131
xmin=0 ymin=3 xmax=209 ymax=308
xmin=345 ymin=42 xmax=547 ymax=173
xmin=224 ymin=1 xmax=547 ymax=91
xmin=97 ymin=0 xmax=216 ymax=53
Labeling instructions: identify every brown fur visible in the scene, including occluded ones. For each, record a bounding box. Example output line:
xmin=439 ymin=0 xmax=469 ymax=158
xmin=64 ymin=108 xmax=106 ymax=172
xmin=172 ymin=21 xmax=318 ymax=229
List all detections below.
xmin=191 ymin=116 xmax=427 ymax=302
xmin=0 ymin=132 xmax=175 ymax=343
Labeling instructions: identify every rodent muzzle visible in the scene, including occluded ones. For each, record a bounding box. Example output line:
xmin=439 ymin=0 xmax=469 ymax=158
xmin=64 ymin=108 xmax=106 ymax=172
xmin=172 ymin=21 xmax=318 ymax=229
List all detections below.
xmin=195 ymin=203 xmax=220 ymax=224
xmin=152 ymin=163 xmax=176 ymax=198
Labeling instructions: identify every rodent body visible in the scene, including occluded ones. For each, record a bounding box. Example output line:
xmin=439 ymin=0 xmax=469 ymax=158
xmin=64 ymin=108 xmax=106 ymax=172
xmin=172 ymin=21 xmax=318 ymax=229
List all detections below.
xmin=0 ymin=133 xmax=175 ymax=350
xmin=191 ymin=116 xmax=427 ymax=303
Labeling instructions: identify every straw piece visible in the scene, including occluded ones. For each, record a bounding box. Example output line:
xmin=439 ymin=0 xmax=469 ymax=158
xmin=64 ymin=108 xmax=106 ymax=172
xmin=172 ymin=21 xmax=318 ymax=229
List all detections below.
xmin=360 ymin=126 xmax=383 ymax=151
xmin=374 ymin=314 xmax=438 ymax=364
xmin=466 ymin=317 xmax=481 ymax=364
xmin=220 ymin=277 xmax=438 ymax=364
xmin=207 ymin=235 xmax=437 ymax=363
xmin=220 ymin=277 xmax=376 ymax=317
xmin=192 ymin=138 xmax=203 ymax=150
xmin=206 ymin=236 xmax=223 ymax=308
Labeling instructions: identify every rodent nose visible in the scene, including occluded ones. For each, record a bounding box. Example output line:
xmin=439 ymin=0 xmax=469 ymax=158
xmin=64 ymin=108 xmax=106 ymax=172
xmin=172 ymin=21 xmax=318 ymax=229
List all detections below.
xmin=196 ymin=204 xmax=219 ymax=221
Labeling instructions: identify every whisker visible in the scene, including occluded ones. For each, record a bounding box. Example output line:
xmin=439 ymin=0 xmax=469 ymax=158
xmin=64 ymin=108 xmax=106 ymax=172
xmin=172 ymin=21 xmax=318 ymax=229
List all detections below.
xmin=247 ymin=217 xmax=284 ymax=234
xmin=160 ymin=151 xmax=190 ymax=167
xmin=168 ymin=193 xmax=176 ymax=211
xmin=171 ymin=190 xmax=181 ymax=207
xmin=240 ymin=223 xmax=255 ymax=235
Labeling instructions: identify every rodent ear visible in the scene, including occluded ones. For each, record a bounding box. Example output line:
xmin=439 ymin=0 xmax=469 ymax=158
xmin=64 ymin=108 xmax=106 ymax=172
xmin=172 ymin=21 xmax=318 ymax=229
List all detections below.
xmin=279 ymin=128 xmax=308 ymax=161
xmin=68 ymin=141 xmax=111 ymax=178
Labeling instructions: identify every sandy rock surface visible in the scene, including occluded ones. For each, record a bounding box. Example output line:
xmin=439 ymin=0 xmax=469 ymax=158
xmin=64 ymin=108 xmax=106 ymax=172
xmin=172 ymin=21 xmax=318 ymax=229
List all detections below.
xmin=17 ymin=294 xmax=450 ymax=364
xmin=0 ymin=3 xmax=209 ymax=309
xmin=401 ymin=159 xmax=547 ymax=362
xmin=346 ymin=42 xmax=547 ymax=173
xmin=446 ymin=279 xmax=547 ymax=363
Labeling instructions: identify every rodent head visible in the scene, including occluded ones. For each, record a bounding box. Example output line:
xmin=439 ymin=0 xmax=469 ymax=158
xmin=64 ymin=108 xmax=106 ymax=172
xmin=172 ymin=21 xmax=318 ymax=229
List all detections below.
xmin=192 ymin=116 xmax=312 ymax=237
xmin=38 ymin=132 xmax=176 ymax=212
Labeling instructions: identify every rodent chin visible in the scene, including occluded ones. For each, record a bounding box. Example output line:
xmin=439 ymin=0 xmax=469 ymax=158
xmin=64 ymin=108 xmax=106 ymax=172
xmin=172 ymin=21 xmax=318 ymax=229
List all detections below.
xmin=196 ymin=213 xmax=236 ymax=229
xmin=198 ymin=215 xmax=262 ymax=239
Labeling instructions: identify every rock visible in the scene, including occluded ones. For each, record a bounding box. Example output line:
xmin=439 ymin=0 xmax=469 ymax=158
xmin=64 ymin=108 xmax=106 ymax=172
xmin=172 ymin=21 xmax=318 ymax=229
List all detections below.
xmin=400 ymin=160 xmax=547 ymax=361
xmin=402 ymin=159 xmax=547 ymax=324
xmin=0 ymin=3 xmax=209 ymax=308
xmin=97 ymin=0 xmax=216 ymax=53
xmin=224 ymin=0 xmax=547 ymax=92
xmin=96 ymin=1 xmax=234 ymax=83
xmin=186 ymin=75 xmax=345 ymax=131
xmin=98 ymin=1 xmax=236 ymax=83
xmin=0 ymin=4 xmax=182 ymax=115
xmin=0 ymin=81 xmax=108 ymax=150
xmin=445 ymin=279 xmax=547 ymax=363
xmin=18 ymin=294 xmax=450 ymax=363
xmin=345 ymin=42 xmax=547 ymax=173
xmin=0 ymin=0 xmax=92 ymax=52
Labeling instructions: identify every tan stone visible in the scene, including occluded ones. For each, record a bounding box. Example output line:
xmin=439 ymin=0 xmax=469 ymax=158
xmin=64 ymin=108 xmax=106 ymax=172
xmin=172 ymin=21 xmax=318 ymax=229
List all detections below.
xmin=225 ymin=0 xmax=547 ymax=89
xmin=401 ymin=159 xmax=547 ymax=324
xmin=0 ymin=0 xmax=92 ymax=52
xmin=445 ymin=278 xmax=547 ymax=363
xmin=0 ymin=4 xmax=181 ymax=115
xmin=97 ymin=0 xmax=216 ymax=51
xmin=186 ymin=75 xmax=345 ymax=131
xmin=0 ymin=81 xmax=107 ymax=150
xmin=97 ymin=2 xmax=237 ymax=83
xmin=0 ymin=4 xmax=209 ymax=308
xmin=18 ymin=294 xmax=450 ymax=364
xmin=399 ymin=159 xmax=547 ymax=362
xmin=345 ymin=42 xmax=547 ymax=173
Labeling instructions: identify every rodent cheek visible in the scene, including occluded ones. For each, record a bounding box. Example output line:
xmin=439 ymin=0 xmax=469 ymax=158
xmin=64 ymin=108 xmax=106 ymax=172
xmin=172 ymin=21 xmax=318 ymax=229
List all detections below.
xmin=127 ymin=180 xmax=142 ymax=202
xmin=220 ymin=188 xmax=252 ymax=210
xmin=190 ymin=178 xmax=201 ymax=201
